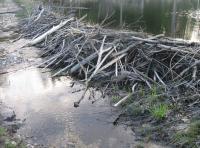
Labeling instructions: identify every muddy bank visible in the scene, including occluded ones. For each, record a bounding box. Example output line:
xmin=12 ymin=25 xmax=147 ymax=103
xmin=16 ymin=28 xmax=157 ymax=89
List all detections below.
xmin=0 ymin=1 xmax=24 ymax=147
xmin=0 ymin=0 xmax=36 ymax=147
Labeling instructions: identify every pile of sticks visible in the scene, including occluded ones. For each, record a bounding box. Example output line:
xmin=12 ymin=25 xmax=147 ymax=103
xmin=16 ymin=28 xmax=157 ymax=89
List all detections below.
xmin=20 ymin=8 xmax=200 ymax=106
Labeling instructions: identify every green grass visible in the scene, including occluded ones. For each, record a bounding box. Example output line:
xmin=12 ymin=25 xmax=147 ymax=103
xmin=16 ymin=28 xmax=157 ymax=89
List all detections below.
xmin=139 ymin=86 xmax=145 ymax=97
xmin=126 ymin=103 xmax=143 ymax=116
xmin=0 ymin=126 xmax=6 ymax=136
xmin=0 ymin=126 xmax=26 ymax=148
xmin=5 ymin=139 xmax=17 ymax=148
xmin=150 ymin=85 xmax=158 ymax=96
xmin=15 ymin=0 xmax=36 ymax=18
xmin=149 ymin=104 xmax=168 ymax=120
xmin=111 ymin=95 xmax=121 ymax=103
xmin=173 ymin=120 xmax=200 ymax=148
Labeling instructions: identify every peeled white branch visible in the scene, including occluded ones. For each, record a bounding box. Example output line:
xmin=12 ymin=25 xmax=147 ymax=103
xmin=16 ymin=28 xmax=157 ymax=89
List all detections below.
xmin=113 ymin=83 xmax=138 ymax=107
xmin=34 ymin=9 xmax=44 ymax=22
xmin=27 ymin=18 xmax=74 ymax=46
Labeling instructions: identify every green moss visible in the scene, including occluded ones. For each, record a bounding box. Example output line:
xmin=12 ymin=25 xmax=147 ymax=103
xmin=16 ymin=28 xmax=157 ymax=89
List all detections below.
xmin=149 ymin=104 xmax=168 ymax=120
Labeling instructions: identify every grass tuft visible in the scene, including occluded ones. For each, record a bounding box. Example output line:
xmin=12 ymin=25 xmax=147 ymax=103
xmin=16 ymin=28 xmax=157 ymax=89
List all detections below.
xmin=149 ymin=104 xmax=168 ymax=120
xmin=0 ymin=126 xmax=6 ymax=137
xmin=173 ymin=120 xmax=200 ymax=148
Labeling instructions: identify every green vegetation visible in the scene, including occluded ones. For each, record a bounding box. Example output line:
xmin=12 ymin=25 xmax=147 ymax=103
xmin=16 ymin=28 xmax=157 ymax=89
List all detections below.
xmin=0 ymin=126 xmax=26 ymax=148
xmin=173 ymin=120 xmax=200 ymax=148
xmin=0 ymin=126 xmax=6 ymax=136
xmin=126 ymin=103 xmax=143 ymax=116
xmin=149 ymin=104 xmax=168 ymax=120
xmin=139 ymin=86 xmax=145 ymax=97
xmin=15 ymin=0 xmax=35 ymax=18
xmin=5 ymin=139 xmax=17 ymax=148
xmin=135 ymin=144 xmax=144 ymax=148
xmin=111 ymin=95 xmax=121 ymax=103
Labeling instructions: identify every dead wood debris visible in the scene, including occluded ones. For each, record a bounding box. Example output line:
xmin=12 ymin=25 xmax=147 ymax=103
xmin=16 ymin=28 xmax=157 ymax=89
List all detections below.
xmin=19 ymin=8 xmax=200 ymax=109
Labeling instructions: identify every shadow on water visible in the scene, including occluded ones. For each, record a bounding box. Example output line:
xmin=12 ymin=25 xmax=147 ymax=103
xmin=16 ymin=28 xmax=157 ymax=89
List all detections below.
xmin=0 ymin=68 xmax=136 ymax=147
xmin=39 ymin=0 xmax=200 ymax=41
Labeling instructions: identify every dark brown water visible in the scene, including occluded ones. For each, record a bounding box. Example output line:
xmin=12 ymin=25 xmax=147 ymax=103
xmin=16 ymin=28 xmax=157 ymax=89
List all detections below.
xmin=40 ymin=0 xmax=200 ymax=41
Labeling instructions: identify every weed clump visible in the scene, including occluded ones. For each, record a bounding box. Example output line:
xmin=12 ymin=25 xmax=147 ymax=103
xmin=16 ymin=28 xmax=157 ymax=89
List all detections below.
xmin=173 ymin=120 xmax=200 ymax=148
xmin=149 ymin=104 xmax=168 ymax=120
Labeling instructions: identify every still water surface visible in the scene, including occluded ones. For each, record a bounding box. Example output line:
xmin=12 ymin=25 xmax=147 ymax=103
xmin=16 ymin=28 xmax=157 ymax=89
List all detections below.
xmin=41 ymin=0 xmax=200 ymax=41
xmin=0 ymin=68 xmax=136 ymax=147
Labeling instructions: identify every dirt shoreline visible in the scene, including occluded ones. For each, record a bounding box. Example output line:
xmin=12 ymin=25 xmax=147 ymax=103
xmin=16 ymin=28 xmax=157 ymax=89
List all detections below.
xmin=0 ymin=0 xmax=39 ymax=147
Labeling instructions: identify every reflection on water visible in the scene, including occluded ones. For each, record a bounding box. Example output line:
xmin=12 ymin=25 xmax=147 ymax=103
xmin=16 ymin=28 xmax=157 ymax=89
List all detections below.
xmin=41 ymin=0 xmax=200 ymax=41
xmin=0 ymin=68 xmax=136 ymax=147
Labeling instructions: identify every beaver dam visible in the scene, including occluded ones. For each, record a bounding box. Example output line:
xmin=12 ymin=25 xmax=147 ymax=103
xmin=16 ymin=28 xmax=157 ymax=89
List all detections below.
xmin=16 ymin=6 xmax=200 ymax=147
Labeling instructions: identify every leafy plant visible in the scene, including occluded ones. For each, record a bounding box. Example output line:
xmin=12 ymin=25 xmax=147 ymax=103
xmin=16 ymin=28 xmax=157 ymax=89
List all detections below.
xmin=149 ymin=104 xmax=168 ymax=120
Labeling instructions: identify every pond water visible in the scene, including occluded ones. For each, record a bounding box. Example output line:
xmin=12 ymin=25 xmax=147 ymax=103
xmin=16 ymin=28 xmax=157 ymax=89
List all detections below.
xmin=0 ymin=68 xmax=137 ymax=147
xmin=40 ymin=0 xmax=200 ymax=41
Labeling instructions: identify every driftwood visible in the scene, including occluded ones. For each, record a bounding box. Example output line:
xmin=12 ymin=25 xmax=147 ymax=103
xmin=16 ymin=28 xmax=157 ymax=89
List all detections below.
xmin=20 ymin=8 xmax=200 ymax=106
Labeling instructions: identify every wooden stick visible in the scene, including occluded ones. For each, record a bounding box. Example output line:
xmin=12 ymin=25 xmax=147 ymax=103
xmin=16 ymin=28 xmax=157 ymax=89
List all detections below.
xmin=70 ymin=52 xmax=98 ymax=73
xmin=113 ymin=83 xmax=137 ymax=107
xmin=27 ymin=18 xmax=74 ymax=46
